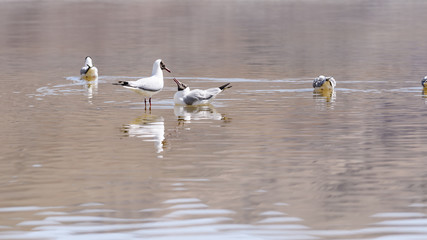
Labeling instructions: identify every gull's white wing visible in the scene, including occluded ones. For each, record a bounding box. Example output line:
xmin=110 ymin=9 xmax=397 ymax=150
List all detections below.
xmin=127 ymin=76 xmax=163 ymax=92
xmin=183 ymin=89 xmax=217 ymax=105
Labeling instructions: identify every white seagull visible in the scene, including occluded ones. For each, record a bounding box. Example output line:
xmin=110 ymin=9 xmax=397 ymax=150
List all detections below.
xmin=173 ymin=78 xmax=232 ymax=106
xmin=113 ymin=59 xmax=171 ymax=109
xmin=422 ymin=76 xmax=427 ymax=87
xmin=313 ymin=75 xmax=336 ymax=92
xmin=80 ymin=56 xmax=98 ymax=80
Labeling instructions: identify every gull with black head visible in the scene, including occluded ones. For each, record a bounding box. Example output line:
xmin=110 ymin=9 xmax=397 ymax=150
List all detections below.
xmin=173 ymin=78 xmax=232 ymax=106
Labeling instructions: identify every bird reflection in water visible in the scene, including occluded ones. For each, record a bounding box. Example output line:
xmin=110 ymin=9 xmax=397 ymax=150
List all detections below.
xmin=174 ymin=104 xmax=230 ymax=124
xmin=422 ymin=88 xmax=427 ymax=104
xmin=121 ymin=111 xmax=165 ymax=153
xmin=313 ymin=89 xmax=336 ymax=103
xmin=83 ymin=77 xmax=98 ymax=101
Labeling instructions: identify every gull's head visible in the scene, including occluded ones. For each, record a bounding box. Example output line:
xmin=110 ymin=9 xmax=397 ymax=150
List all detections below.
xmin=155 ymin=59 xmax=171 ymax=73
xmin=85 ymin=56 xmax=93 ymax=67
xmin=422 ymin=76 xmax=427 ymax=87
xmin=173 ymin=78 xmax=188 ymax=91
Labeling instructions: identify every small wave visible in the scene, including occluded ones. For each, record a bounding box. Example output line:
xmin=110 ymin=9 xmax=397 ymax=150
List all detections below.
xmin=0 ymin=206 xmax=64 ymax=213
xmin=169 ymin=77 xmax=310 ymax=83
xmin=248 ymin=88 xmax=314 ymax=93
xmin=387 ymin=87 xmax=422 ymax=93
xmin=337 ymin=88 xmax=382 ymax=93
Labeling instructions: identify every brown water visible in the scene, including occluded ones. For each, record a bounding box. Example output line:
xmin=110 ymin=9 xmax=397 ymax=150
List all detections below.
xmin=1 ymin=1 xmax=427 ymax=239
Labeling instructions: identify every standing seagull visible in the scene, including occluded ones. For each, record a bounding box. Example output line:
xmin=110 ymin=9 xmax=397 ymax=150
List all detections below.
xmin=313 ymin=75 xmax=336 ymax=92
xmin=80 ymin=56 xmax=98 ymax=80
xmin=113 ymin=59 xmax=171 ymax=109
xmin=173 ymin=78 xmax=232 ymax=106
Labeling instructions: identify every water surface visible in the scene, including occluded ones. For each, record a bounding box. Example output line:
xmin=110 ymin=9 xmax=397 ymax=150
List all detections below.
xmin=1 ymin=1 xmax=427 ymax=239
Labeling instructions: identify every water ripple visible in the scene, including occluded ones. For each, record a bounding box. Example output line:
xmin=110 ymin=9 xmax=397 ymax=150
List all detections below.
xmin=1 ymin=204 xmax=427 ymax=240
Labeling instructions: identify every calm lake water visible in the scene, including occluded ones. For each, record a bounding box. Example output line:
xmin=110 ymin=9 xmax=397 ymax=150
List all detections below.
xmin=1 ymin=1 xmax=427 ymax=239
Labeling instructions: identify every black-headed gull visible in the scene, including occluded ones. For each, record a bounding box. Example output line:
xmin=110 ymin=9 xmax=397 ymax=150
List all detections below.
xmin=113 ymin=59 xmax=171 ymax=109
xmin=173 ymin=78 xmax=232 ymax=106
xmin=422 ymin=76 xmax=427 ymax=87
xmin=80 ymin=56 xmax=98 ymax=80
xmin=313 ymin=75 xmax=336 ymax=92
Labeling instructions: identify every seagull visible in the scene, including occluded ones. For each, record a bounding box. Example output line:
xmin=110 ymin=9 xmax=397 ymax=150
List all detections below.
xmin=313 ymin=75 xmax=336 ymax=92
xmin=422 ymin=76 xmax=427 ymax=87
xmin=113 ymin=59 xmax=171 ymax=109
xmin=173 ymin=78 xmax=232 ymax=106
xmin=80 ymin=56 xmax=98 ymax=80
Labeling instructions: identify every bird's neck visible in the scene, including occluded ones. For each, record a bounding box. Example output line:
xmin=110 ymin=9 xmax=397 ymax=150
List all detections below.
xmin=85 ymin=59 xmax=93 ymax=67
xmin=151 ymin=65 xmax=163 ymax=78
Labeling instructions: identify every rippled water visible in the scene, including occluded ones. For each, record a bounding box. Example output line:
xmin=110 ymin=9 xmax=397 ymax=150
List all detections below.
xmin=1 ymin=1 xmax=427 ymax=239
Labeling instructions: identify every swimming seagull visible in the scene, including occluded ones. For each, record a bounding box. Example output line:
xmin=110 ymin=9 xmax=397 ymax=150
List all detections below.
xmin=173 ymin=78 xmax=232 ymax=106
xmin=422 ymin=76 xmax=427 ymax=87
xmin=80 ymin=56 xmax=98 ymax=80
xmin=313 ymin=75 xmax=336 ymax=91
xmin=113 ymin=59 xmax=171 ymax=109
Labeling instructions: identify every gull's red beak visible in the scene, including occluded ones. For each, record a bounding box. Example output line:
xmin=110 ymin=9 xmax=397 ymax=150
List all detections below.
xmin=164 ymin=66 xmax=171 ymax=73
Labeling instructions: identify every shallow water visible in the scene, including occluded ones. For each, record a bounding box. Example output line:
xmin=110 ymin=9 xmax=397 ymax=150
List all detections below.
xmin=1 ymin=1 xmax=427 ymax=239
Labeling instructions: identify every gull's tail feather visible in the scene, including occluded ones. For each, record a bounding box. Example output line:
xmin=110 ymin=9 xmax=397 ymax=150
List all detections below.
xmin=113 ymin=81 xmax=129 ymax=86
xmin=219 ymin=83 xmax=232 ymax=90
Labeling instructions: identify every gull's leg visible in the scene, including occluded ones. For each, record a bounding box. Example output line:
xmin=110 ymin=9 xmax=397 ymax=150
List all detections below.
xmin=144 ymin=98 xmax=147 ymax=110
xmin=149 ymin=98 xmax=152 ymax=110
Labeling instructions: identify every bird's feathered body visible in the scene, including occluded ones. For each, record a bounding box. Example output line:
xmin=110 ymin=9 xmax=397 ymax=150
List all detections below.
xmin=173 ymin=78 xmax=231 ymax=106
xmin=313 ymin=75 xmax=336 ymax=92
xmin=80 ymin=56 xmax=98 ymax=80
xmin=120 ymin=75 xmax=164 ymax=98
xmin=113 ymin=59 xmax=171 ymax=108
